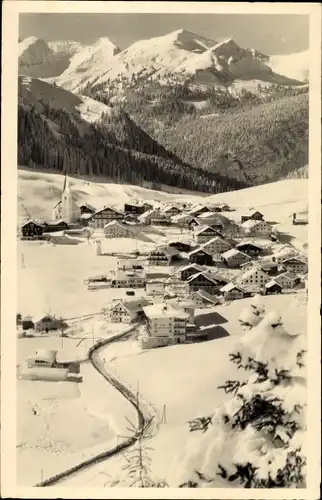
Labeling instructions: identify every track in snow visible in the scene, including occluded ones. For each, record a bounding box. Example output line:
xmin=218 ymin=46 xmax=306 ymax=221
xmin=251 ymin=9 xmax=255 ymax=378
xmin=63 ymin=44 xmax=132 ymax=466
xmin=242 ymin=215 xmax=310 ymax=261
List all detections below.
xmin=34 ymin=325 xmax=156 ymax=487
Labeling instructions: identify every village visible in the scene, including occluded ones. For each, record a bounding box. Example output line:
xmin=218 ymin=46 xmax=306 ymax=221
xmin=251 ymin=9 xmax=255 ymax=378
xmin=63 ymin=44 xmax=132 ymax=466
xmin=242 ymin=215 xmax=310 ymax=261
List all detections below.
xmin=18 ymin=173 xmax=308 ymax=358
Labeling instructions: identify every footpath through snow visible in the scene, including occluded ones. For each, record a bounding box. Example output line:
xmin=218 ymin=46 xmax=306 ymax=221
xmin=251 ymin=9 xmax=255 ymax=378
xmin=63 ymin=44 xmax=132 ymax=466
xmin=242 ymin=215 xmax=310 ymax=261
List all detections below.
xmin=34 ymin=323 xmax=157 ymax=487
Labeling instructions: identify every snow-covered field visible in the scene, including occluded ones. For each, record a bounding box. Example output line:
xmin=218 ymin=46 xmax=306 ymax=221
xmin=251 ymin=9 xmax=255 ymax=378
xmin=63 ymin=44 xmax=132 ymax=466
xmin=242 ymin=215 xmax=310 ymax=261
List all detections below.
xmin=17 ymin=324 xmax=138 ymax=486
xmin=60 ymin=293 xmax=307 ymax=487
xmin=16 ymin=171 xmax=308 ymax=487
xmin=18 ymin=168 xmax=204 ymax=222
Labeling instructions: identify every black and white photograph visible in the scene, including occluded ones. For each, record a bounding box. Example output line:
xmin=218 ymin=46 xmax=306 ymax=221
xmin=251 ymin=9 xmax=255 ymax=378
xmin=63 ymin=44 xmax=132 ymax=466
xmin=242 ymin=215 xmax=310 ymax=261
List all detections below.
xmin=1 ymin=1 xmax=321 ymax=498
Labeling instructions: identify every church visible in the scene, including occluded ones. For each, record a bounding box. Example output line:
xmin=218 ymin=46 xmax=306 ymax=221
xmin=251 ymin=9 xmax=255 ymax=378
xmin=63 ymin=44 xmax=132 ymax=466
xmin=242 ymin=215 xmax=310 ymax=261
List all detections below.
xmin=52 ymin=173 xmax=81 ymax=223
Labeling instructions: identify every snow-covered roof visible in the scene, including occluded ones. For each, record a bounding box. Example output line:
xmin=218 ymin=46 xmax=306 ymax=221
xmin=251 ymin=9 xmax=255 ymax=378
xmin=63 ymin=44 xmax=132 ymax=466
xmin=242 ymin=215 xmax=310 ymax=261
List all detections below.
xmin=241 ymin=219 xmax=270 ymax=229
xmin=275 ymin=271 xmax=300 ymax=281
xmin=220 ymin=282 xmax=246 ymax=293
xmin=242 ymin=210 xmax=264 ymax=217
xmin=187 ymin=271 xmax=218 ymax=284
xmin=187 ymin=247 xmax=212 ymax=257
xmin=194 ymin=225 xmax=218 ymax=235
xmin=32 ymin=349 xmax=57 ymax=363
xmin=177 ymin=263 xmax=204 ymax=273
xmin=143 ymin=303 xmax=189 ymax=319
xmin=188 ymin=289 xmax=218 ymax=303
xmin=44 ymin=219 xmax=69 ymax=226
xmin=104 ymin=220 xmax=131 ymax=230
xmin=282 ymin=257 xmax=306 ymax=265
xmin=162 ymin=205 xmax=181 ymax=213
xmin=201 ymin=236 xmax=229 ymax=246
xmin=21 ymin=219 xmax=45 ymax=229
xmin=111 ymin=298 xmax=149 ymax=313
xmin=94 ymin=205 xmax=123 ymax=216
xmin=265 ymin=280 xmax=282 ymax=288
xmin=189 ymin=205 xmax=209 ymax=215
xmin=150 ymin=246 xmax=179 ymax=257
xmin=221 ymin=248 xmax=250 ymax=260
xmin=80 ymin=213 xmax=93 ymax=219
xmin=171 ymin=213 xmax=194 ymax=222
xmin=114 ymin=269 xmax=146 ymax=281
xmin=236 ymin=240 xmax=262 ymax=249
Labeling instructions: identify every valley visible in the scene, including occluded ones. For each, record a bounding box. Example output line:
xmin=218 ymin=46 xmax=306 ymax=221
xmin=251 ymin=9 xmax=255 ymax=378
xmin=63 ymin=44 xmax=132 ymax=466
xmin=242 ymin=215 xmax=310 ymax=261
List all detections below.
xmin=14 ymin=16 xmax=311 ymax=491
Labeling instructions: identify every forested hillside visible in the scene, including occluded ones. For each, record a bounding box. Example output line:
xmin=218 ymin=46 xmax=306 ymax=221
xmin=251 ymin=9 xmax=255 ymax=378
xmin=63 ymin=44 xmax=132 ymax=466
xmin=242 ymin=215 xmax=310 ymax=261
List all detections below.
xmin=17 ymin=100 xmax=248 ymax=194
xmin=154 ymin=92 xmax=309 ymax=184
xmin=81 ymin=80 xmax=309 ymax=184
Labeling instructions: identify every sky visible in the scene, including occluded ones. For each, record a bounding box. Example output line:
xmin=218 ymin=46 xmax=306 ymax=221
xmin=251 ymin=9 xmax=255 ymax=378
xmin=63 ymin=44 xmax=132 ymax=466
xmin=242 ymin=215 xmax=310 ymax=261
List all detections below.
xmin=19 ymin=13 xmax=309 ymax=55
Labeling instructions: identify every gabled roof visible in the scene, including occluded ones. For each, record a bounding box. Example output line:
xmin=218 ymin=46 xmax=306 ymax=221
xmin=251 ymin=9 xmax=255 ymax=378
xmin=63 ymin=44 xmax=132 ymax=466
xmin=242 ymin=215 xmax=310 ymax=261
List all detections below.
xmin=177 ymin=263 xmax=204 ymax=273
xmin=189 ymin=205 xmax=209 ymax=215
xmin=265 ymin=280 xmax=282 ymax=289
xmin=44 ymin=220 xmax=68 ymax=226
xmin=162 ymin=205 xmax=181 ymax=213
xmin=21 ymin=219 xmax=45 ymax=229
xmin=187 ymin=271 xmax=219 ymax=284
xmin=220 ymin=282 xmax=247 ymax=293
xmin=188 ymin=289 xmax=218 ymax=304
xmin=94 ymin=205 xmax=123 ymax=216
xmin=79 ymin=202 xmax=96 ymax=211
xmin=194 ymin=225 xmax=219 ymax=236
xmin=187 ymin=247 xmax=212 ymax=257
xmin=236 ymin=240 xmax=262 ymax=250
xmin=282 ymin=257 xmax=307 ymax=265
xmin=110 ymin=298 xmax=149 ymax=313
xmin=201 ymin=236 xmax=229 ymax=247
xmin=221 ymin=248 xmax=250 ymax=260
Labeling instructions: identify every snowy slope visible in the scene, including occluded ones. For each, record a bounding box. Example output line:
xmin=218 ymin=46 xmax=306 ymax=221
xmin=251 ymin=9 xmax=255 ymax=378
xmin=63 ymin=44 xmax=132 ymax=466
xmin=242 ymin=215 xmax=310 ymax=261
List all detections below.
xmin=17 ymin=168 xmax=204 ymax=222
xmin=48 ymin=37 xmax=121 ymax=91
xmin=60 ymin=294 xmax=307 ymax=487
xmin=19 ymin=75 xmax=112 ymax=124
xmin=18 ymin=169 xmax=308 ymax=252
xmin=268 ymin=50 xmax=309 ymax=83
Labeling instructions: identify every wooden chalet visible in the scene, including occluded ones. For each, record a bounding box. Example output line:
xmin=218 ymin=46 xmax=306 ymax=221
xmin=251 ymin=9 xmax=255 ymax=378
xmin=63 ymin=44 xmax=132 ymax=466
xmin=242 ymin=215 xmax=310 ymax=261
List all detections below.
xmin=89 ymin=206 xmax=124 ymax=229
xmin=21 ymin=220 xmax=45 ymax=238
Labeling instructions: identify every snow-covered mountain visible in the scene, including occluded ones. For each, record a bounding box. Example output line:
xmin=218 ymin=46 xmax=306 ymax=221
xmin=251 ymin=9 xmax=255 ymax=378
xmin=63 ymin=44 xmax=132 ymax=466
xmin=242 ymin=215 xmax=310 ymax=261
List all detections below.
xmin=47 ymin=37 xmax=121 ymax=91
xmin=19 ymin=75 xmax=112 ymax=124
xmin=18 ymin=36 xmax=76 ymax=78
xmin=72 ymin=30 xmax=304 ymax=91
xmin=19 ymin=30 xmax=308 ymax=92
xmin=47 ymin=40 xmax=84 ymax=58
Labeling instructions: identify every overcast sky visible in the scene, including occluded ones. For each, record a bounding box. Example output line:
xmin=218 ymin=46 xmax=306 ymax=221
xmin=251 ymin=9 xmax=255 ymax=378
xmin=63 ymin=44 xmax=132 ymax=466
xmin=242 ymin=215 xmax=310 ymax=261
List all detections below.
xmin=19 ymin=13 xmax=309 ymax=55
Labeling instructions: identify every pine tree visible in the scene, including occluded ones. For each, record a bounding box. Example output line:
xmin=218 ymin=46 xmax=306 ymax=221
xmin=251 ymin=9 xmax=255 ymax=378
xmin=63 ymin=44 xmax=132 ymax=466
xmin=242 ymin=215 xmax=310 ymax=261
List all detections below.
xmin=176 ymin=310 xmax=307 ymax=488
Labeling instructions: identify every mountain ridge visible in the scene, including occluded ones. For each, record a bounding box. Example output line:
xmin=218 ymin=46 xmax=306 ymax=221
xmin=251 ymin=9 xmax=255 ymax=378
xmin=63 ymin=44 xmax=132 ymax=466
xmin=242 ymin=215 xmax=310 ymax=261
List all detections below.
xmin=18 ymin=30 xmax=308 ymax=91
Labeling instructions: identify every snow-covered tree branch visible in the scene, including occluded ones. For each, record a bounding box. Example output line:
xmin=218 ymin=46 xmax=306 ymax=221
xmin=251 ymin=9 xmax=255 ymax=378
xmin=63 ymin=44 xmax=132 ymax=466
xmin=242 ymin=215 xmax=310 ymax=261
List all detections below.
xmin=174 ymin=305 xmax=307 ymax=489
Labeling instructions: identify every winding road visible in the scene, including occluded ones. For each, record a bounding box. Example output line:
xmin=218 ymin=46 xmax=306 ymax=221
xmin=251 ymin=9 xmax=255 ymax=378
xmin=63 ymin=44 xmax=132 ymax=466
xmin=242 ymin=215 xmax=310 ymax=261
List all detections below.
xmin=34 ymin=324 xmax=157 ymax=487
